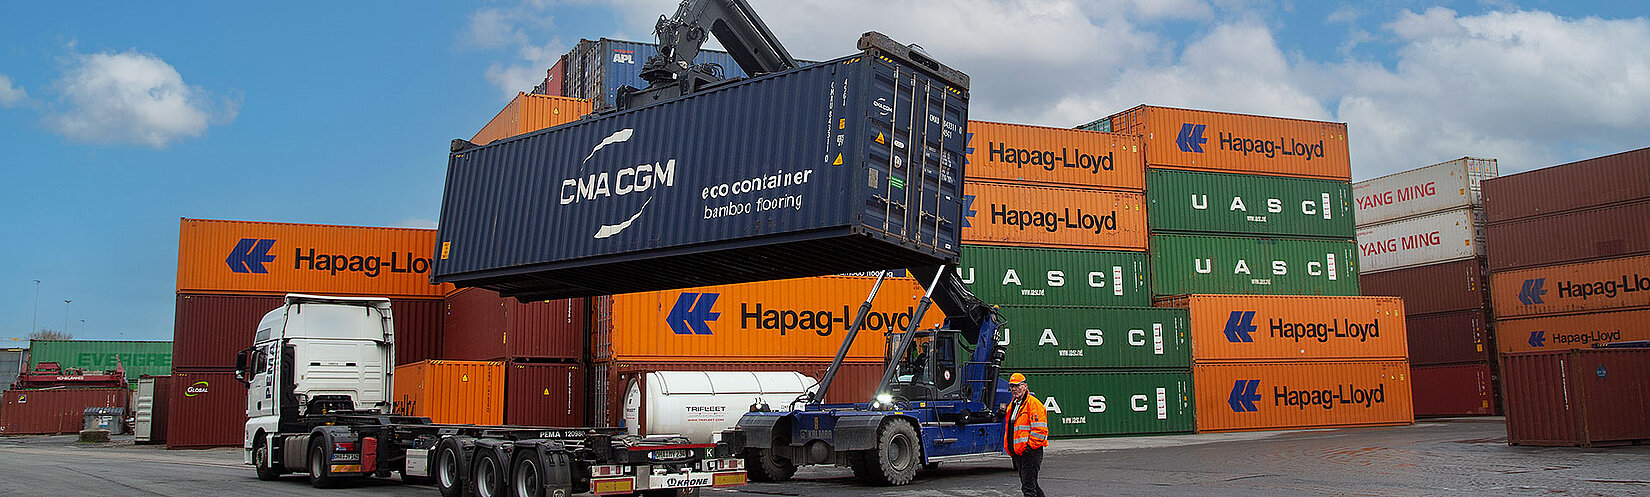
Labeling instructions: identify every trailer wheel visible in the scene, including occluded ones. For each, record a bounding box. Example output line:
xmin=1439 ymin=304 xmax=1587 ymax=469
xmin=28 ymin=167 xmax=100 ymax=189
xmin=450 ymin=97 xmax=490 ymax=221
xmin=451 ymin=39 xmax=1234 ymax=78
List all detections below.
xmin=434 ymin=443 xmax=465 ymax=497
xmin=471 ymin=450 xmax=507 ymax=497
xmin=863 ymin=419 xmax=919 ymax=486
xmin=253 ymin=437 xmax=282 ymax=481
xmin=308 ymin=439 xmax=342 ymax=489
xmin=510 ymin=451 xmax=545 ymax=497
xmin=743 ymin=436 xmax=796 ymax=482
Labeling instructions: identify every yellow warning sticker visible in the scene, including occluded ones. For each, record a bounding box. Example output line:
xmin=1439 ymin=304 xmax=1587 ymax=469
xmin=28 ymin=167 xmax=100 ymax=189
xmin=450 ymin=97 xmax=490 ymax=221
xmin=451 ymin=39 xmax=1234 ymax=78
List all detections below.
xmin=543 ymin=388 xmax=550 ymax=396
xmin=440 ymin=241 xmax=451 ymax=260
xmin=461 ymin=374 xmax=469 ymax=382
xmin=839 ymin=119 xmax=846 ymax=130
xmin=875 ymin=132 xmax=885 ymax=144
xmin=833 ymin=153 xmax=844 ymax=165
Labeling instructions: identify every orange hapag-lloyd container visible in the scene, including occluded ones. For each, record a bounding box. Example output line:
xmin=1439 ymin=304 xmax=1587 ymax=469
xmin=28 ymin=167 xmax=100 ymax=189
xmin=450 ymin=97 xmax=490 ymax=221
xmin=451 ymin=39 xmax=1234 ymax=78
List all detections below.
xmin=961 ymin=181 xmax=1147 ymax=250
xmin=1105 ymin=105 xmax=1351 ymax=180
xmin=1193 ymin=361 xmax=1413 ymax=433
xmin=393 ymin=360 xmax=504 ymax=425
xmin=1489 ymin=254 xmax=1650 ymax=318
xmin=965 ymin=120 xmax=1145 ymax=190
xmin=1158 ymin=295 xmax=1407 ymax=362
xmin=177 ymin=218 xmax=452 ymax=298
xmin=595 ymin=275 xmax=944 ymax=362
xmin=1495 ymin=307 xmax=1650 ymax=354
xmin=470 ymin=92 xmax=594 ymax=145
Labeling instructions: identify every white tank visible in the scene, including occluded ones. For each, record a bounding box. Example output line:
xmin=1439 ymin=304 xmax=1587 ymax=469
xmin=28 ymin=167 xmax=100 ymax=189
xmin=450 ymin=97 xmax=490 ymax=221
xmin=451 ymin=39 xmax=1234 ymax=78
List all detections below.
xmin=623 ymin=371 xmax=818 ymax=443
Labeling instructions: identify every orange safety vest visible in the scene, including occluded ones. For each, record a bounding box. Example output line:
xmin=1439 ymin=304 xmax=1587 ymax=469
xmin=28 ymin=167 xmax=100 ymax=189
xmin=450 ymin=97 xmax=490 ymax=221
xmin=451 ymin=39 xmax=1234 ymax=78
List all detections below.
xmin=1004 ymin=394 xmax=1049 ymax=455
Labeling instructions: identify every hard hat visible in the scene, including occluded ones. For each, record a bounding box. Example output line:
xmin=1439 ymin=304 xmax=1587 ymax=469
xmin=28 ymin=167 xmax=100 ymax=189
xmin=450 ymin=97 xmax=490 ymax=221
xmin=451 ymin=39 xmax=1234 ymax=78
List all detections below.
xmin=1009 ymin=373 xmax=1026 ymax=384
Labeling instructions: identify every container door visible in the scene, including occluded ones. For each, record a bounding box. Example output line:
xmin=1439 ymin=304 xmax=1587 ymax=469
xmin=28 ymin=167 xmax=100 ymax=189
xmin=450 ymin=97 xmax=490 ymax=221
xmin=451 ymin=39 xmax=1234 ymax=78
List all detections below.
xmin=862 ymin=59 xmax=964 ymax=253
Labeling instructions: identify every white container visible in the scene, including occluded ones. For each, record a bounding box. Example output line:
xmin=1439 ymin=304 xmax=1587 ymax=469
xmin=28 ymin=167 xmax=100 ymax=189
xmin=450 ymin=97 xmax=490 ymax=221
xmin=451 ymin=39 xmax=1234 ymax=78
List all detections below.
xmin=1356 ymin=207 xmax=1484 ymax=274
xmin=134 ymin=376 xmax=165 ymax=443
xmin=1353 ymin=157 xmax=1497 ymax=226
xmin=623 ymin=371 xmax=818 ymax=443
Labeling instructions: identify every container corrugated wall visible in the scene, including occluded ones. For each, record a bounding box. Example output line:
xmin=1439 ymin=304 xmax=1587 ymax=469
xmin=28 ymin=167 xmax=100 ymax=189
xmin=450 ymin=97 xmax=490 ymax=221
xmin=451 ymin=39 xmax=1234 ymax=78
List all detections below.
xmin=435 ymin=54 xmax=968 ymax=301
xmin=505 ymin=361 xmax=585 ymax=427
xmin=392 ymin=360 xmax=504 ymax=425
xmin=1146 ymin=169 xmax=1353 ymax=238
xmin=1482 ymin=147 xmax=1650 ymax=224
xmin=1158 ymin=295 xmax=1407 ymax=362
xmin=0 ymin=388 xmax=128 ymax=435
xmin=1148 ymin=234 xmax=1358 ymax=296
xmin=173 ymin=294 xmax=284 ymax=370
xmin=1018 ymin=370 xmax=1194 ymax=437
xmin=177 ymin=218 xmax=450 ymax=298
xmin=470 ymin=93 xmax=593 ymax=146
xmin=1494 ymin=307 xmax=1650 ymax=354
xmin=595 ymin=276 xmax=940 ymax=362
xmin=25 ymin=340 xmax=172 ymax=385
xmin=962 ymin=182 xmax=1147 ymax=250
xmin=441 ymin=288 xmax=584 ymax=361
xmin=592 ymin=361 xmax=882 ymax=428
xmin=1411 ymin=363 xmax=1499 ymax=417
xmin=1353 ymin=157 xmax=1497 ymax=226
xmin=964 ymin=121 xmax=1144 ymax=190
xmin=1502 ymin=349 xmax=1650 ymax=447
xmin=1485 ymin=200 xmax=1650 ymax=272
xmin=1405 ymin=310 xmax=1493 ymax=366
xmin=960 ymin=246 xmax=1149 ymax=306
xmin=996 ymin=306 xmax=1190 ymax=369
xmin=390 ymin=299 xmax=443 ymax=366
xmin=1488 ymin=254 xmax=1650 ymax=318
xmin=1357 ymin=258 xmax=1486 ymax=315
xmin=1356 ymin=208 xmax=1484 ymax=274
xmin=1192 ymin=361 xmax=1412 ymax=433
xmin=166 ymin=370 xmax=247 ymax=448
xmin=1104 ymin=105 xmax=1351 ymax=180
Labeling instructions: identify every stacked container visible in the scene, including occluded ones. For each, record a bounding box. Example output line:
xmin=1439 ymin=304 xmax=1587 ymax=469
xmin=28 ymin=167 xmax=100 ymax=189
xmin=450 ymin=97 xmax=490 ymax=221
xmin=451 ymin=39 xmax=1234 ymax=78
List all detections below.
xmin=440 ymin=288 xmax=587 ymax=426
xmin=1481 ymin=147 xmax=1650 ymax=446
xmin=1353 ymin=157 xmax=1501 ymax=417
xmin=170 ymin=218 xmax=451 ymax=448
xmin=469 ymin=92 xmax=593 ymax=146
xmin=25 ymin=340 xmax=173 ymax=389
xmin=1085 ymin=105 xmax=1412 ymax=432
xmin=959 ymin=120 xmax=1195 ymax=438
xmin=561 ymin=38 xmax=751 ymax=111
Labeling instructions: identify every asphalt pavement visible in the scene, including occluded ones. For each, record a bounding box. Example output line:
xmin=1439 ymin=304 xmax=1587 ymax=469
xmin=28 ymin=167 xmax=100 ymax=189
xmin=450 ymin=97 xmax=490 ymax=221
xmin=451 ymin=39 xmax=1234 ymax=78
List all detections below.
xmin=0 ymin=418 xmax=1645 ymax=496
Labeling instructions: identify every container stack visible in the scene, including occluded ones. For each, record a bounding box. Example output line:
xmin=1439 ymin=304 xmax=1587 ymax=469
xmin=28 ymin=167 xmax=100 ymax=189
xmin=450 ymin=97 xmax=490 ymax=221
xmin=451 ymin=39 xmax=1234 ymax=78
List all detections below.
xmin=437 ymin=288 xmax=587 ymax=427
xmin=561 ymin=38 xmax=751 ymax=111
xmin=1085 ymin=105 xmax=1412 ymax=432
xmin=169 ymin=218 xmax=451 ymax=448
xmin=958 ymin=120 xmax=1195 ymax=438
xmin=1353 ymin=158 xmax=1500 ymax=417
xmin=1481 ymin=147 xmax=1650 ymax=446
xmin=24 ymin=340 xmax=172 ymax=390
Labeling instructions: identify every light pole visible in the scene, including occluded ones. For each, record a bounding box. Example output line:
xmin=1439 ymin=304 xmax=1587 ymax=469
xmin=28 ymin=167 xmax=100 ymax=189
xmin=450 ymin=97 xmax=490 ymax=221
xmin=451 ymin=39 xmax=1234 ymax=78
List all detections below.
xmin=62 ymin=300 xmax=71 ymax=337
xmin=79 ymin=319 xmax=86 ymax=336
xmin=31 ymin=280 xmax=40 ymax=335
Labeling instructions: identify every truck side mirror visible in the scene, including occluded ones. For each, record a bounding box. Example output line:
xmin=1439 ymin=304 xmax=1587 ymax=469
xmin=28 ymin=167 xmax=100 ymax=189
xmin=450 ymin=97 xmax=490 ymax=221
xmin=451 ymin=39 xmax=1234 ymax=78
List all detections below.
xmin=234 ymin=348 xmax=252 ymax=386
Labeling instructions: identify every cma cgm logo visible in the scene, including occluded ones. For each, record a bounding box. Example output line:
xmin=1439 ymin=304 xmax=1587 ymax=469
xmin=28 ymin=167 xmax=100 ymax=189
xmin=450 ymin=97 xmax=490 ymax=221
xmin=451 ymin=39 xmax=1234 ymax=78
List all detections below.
xmin=667 ymin=292 xmax=721 ymax=335
xmin=185 ymin=381 xmax=210 ymax=397
xmin=559 ymin=128 xmax=678 ymax=239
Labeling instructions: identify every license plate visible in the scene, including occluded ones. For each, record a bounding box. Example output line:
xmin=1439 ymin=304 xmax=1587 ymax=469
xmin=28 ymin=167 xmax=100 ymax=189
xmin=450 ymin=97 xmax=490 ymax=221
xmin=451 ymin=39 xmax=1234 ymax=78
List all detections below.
xmin=648 ymin=449 xmax=690 ymax=460
xmin=713 ymin=472 xmax=747 ymax=487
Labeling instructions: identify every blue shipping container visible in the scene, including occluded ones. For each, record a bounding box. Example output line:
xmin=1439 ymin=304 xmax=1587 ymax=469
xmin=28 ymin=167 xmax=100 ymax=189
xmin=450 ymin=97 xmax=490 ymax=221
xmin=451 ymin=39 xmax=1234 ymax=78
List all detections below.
xmin=435 ymin=50 xmax=971 ymax=301
xmin=566 ymin=39 xmax=751 ymax=110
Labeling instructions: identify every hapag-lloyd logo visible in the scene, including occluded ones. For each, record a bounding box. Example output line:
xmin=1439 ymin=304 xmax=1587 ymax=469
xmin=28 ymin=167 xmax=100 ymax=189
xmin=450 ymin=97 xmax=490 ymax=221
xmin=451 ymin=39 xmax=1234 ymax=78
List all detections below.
xmin=185 ymin=381 xmax=210 ymax=397
xmin=558 ymin=129 xmax=678 ymax=239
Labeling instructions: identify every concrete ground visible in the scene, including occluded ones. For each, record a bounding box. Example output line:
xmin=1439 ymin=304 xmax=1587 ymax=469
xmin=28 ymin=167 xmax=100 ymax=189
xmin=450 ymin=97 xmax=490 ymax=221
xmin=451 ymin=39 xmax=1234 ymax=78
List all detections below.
xmin=0 ymin=417 xmax=1645 ymax=496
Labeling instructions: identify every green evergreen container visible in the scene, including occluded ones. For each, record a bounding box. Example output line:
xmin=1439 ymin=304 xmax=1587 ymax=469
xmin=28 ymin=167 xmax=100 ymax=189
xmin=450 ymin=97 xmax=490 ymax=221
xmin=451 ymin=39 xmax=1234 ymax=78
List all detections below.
xmin=26 ymin=340 xmax=173 ymax=387
xmin=1011 ymin=370 xmax=1195 ymax=437
xmin=1149 ymin=234 xmax=1359 ymax=296
xmin=997 ymin=306 xmax=1190 ymax=369
xmin=960 ymin=245 xmax=1149 ymax=306
xmin=1147 ymin=170 xmax=1354 ymax=238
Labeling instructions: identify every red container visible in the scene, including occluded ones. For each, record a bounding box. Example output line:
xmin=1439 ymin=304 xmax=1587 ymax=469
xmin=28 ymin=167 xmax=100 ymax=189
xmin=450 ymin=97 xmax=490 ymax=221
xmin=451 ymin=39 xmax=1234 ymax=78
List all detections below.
xmin=0 ymin=388 xmax=128 ymax=435
xmin=391 ymin=299 xmax=443 ymax=366
xmin=589 ymin=361 xmax=883 ymax=428
xmin=1357 ymin=258 xmax=1487 ymax=315
xmin=505 ymin=361 xmax=586 ymax=427
xmin=1502 ymin=348 xmax=1650 ymax=447
xmin=1483 ymin=147 xmax=1650 ymax=224
xmin=166 ymin=370 xmax=249 ymax=449
xmin=441 ymin=288 xmax=584 ymax=361
xmin=1411 ymin=363 xmax=1499 ymax=417
xmin=1407 ymin=310 xmax=1494 ymax=366
xmin=1486 ymin=200 xmax=1650 ymax=272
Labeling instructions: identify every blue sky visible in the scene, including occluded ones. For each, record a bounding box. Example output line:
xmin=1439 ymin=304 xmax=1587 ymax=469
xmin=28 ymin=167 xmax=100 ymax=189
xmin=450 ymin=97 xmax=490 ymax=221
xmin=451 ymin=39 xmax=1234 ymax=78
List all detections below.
xmin=2 ymin=1 xmax=1647 ymax=342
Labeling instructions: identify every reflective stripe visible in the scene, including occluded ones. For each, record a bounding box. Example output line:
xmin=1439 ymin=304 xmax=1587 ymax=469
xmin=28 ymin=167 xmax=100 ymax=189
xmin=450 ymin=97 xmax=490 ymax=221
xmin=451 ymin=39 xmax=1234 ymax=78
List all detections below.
xmin=1029 ymin=423 xmax=1048 ymax=429
xmin=1030 ymin=433 xmax=1048 ymax=441
xmin=1012 ymin=437 xmax=1029 ymax=444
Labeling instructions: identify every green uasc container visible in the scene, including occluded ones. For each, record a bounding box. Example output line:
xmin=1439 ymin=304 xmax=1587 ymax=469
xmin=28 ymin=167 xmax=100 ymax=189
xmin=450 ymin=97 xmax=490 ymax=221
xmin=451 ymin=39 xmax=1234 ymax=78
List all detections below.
xmin=960 ymin=245 xmax=1148 ymax=306
xmin=1008 ymin=370 xmax=1195 ymax=438
xmin=26 ymin=339 xmax=173 ymax=387
xmin=1147 ymin=169 xmax=1354 ymax=238
xmin=1149 ymin=234 xmax=1359 ymax=296
xmin=997 ymin=306 xmax=1190 ymax=369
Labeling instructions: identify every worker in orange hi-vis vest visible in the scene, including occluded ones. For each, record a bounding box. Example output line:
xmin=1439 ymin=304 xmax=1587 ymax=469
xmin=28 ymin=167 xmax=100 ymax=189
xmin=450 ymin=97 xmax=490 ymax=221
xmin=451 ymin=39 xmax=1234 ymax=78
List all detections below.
xmin=1004 ymin=373 xmax=1048 ymax=497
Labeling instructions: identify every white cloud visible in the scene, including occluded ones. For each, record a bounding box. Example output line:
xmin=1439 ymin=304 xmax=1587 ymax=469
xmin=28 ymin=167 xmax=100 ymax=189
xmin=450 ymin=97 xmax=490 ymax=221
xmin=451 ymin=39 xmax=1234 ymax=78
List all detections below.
xmin=0 ymin=75 xmax=27 ymax=107
xmin=460 ymin=2 xmax=569 ymax=98
xmin=47 ymin=50 xmax=236 ymax=148
xmin=1327 ymin=5 xmax=1359 ymax=24
xmin=465 ymin=8 xmax=529 ymax=49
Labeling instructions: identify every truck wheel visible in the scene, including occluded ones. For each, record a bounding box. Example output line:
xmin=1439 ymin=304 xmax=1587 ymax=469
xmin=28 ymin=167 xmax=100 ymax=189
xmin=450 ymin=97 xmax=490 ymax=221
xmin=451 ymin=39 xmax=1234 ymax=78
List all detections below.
xmin=743 ymin=446 xmax=797 ymax=482
xmin=511 ymin=451 xmax=545 ymax=497
xmin=864 ymin=419 xmax=919 ymax=486
xmin=471 ymin=450 xmax=507 ymax=497
xmin=846 ymin=450 xmax=874 ymax=481
xmin=253 ymin=438 xmax=282 ymax=481
xmin=308 ymin=439 xmax=342 ymax=489
xmin=434 ymin=443 xmax=465 ymax=497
